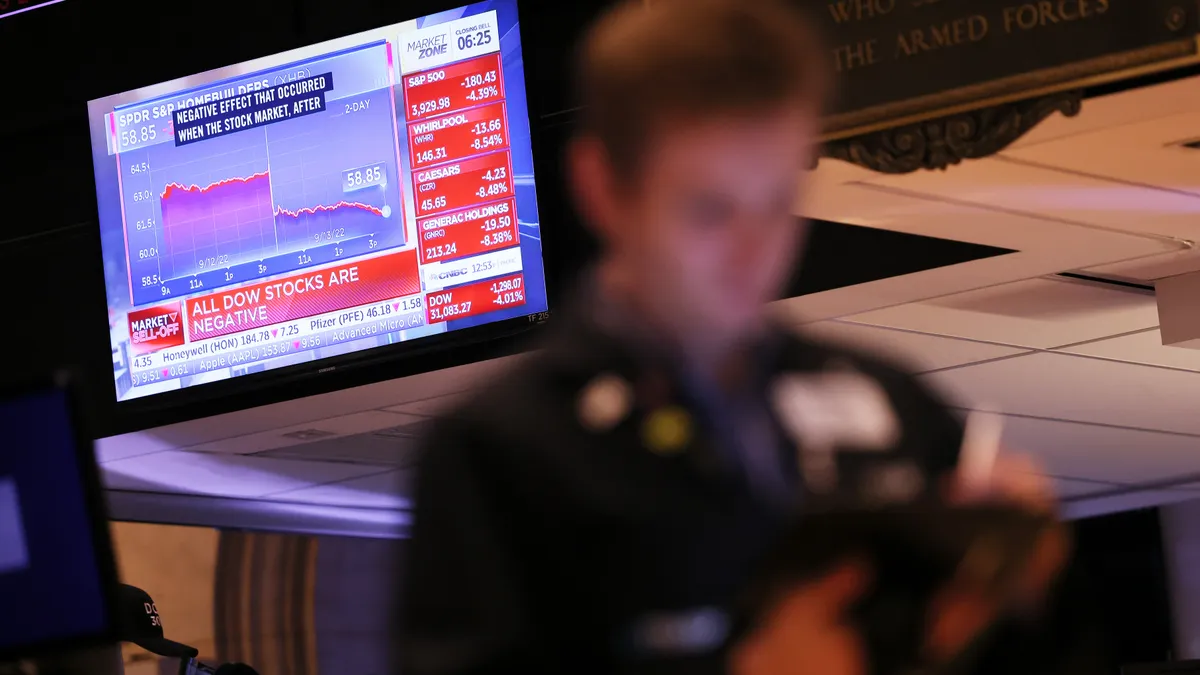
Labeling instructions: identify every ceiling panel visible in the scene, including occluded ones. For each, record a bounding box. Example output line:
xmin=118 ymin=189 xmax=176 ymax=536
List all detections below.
xmin=184 ymin=410 xmax=425 ymax=455
xmin=862 ymin=153 xmax=1200 ymax=242
xmin=841 ymin=278 xmax=1157 ymax=349
xmin=1063 ymin=489 xmax=1200 ymax=520
xmin=924 ymin=352 xmax=1200 ymax=436
xmin=95 ymin=434 xmax=175 ymax=464
xmin=799 ymin=320 xmax=1026 ymax=373
xmin=256 ymin=428 xmax=425 ymax=465
xmin=804 ymin=175 xmax=1173 ymax=253
xmin=96 ymin=355 xmax=523 ymax=451
xmin=382 ymin=391 xmax=471 ymax=417
xmin=101 ymin=452 xmax=388 ymax=498
xmin=999 ymin=414 xmax=1200 ymax=485
xmin=1003 ymin=113 xmax=1200 ymax=196
xmin=1061 ymin=329 xmax=1200 ymax=372
xmin=780 ymin=175 xmax=1180 ymax=323
xmin=1083 ymin=247 xmax=1200 ymax=282
xmin=260 ymin=470 xmax=411 ymax=509
xmin=1054 ymin=477 xmax=1120 ymax=499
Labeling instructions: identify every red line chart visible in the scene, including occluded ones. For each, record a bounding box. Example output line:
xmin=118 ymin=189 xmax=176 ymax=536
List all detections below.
xmin=159 ymin=171 xmax=271 ymax=200
xmin=274 ymin=201 xmax=385 ymax=218
xmin=159 ymin=171 xmax=384 ymax=218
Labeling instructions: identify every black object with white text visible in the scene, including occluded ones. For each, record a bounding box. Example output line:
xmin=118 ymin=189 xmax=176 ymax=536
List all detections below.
xmin=116 ymin=583 xmax=198 ymax=658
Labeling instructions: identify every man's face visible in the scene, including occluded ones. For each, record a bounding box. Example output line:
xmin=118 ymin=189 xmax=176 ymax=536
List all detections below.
xmin=581 ymin=107 xmax=817 ymax=344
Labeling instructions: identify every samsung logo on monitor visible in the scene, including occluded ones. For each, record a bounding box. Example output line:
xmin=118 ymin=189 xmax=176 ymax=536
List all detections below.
xmin=0 ymin=0 xmax=64 ymax=20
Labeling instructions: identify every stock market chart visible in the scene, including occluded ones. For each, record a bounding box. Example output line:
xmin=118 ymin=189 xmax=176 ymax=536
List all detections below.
xmin=89 ymin=1 xmax=548 ymax=402
xmin=115 ymin=42 xmax=406 ymax=306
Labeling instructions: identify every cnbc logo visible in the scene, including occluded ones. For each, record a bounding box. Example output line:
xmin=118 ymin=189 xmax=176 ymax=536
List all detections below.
xmin=0 ymin=0 xmax=65 ymax=20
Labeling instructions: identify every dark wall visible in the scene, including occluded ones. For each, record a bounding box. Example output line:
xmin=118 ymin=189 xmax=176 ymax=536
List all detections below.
xmin=1074 ymin=508 xmax=1175 ymax=666
xmin=972 ymin=507 xmax=1174 ymax=675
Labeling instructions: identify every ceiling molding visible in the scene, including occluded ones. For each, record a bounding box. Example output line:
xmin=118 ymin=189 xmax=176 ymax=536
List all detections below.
xmin=106 ymin=490 xmax=410 ymax=539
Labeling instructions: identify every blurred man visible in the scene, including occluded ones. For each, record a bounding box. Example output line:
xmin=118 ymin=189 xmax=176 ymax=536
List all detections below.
xmin=400 ymin=1 xmax=1056 ymax=673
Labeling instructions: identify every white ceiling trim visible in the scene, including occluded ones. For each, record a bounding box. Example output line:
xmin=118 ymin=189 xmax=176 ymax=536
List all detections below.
xmin=834 ymin=277 xmax=1159 ymax=350
xmin=782 ymin=167 xmax=1185 ymax=323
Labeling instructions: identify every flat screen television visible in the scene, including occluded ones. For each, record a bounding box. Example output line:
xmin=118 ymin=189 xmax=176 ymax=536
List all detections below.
xmin=87 ymin=0 xmax=547 ymax=403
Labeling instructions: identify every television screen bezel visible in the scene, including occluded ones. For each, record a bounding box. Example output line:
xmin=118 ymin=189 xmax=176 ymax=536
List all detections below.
xmin=86 ymin=0 xmax=573 ymax=434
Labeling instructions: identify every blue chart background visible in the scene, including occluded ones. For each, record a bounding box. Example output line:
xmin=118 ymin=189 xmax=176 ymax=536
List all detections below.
xmin=150 ymin=131 xmax=272 ymax=281
xmin=146 ymin=85 xmax=402 ymax=285
xmin=268 ymin=86 xmax=399 ymax=254
xmin=122 ymin=43 xmax=406 ymax=306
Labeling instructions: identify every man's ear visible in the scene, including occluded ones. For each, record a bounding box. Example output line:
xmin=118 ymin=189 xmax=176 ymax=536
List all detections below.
xmin=567 ymin=134 xmax=619 ymax=240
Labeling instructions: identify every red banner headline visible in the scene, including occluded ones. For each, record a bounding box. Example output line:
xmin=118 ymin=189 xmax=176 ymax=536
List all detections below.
xmin=128 ymin=302 xmax=186 ymax=355
xmin=403 ymin=52 xmax=505 ymax=122
xmin=413 ymin=150 xmax=514 ymax=217
xmin=408 ymin=101 xmax=510 ymax=169
xmin=185 ymin=249 xmax=420 ymax=341
xmin=418 ymin=198 xmax=520 ymax=264
xmin=426 ymin=273 xmax=526 ymax=324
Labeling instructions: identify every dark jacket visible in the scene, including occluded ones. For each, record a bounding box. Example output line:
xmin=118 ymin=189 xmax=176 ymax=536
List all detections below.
xmin=399 ymin=308 xmax=965 ymax=675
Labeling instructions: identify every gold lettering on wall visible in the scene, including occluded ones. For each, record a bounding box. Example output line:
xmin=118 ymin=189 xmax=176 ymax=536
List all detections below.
xmin=828 ymin=0 xmax=1115 ymax=71
xmin=895 ymin=15 xmax=989 ymax=57
xmin=834 ymin=39 xmax=880 ymax=71
xmin=828 ymin=0 xmax=898 ymax=24
xmin=1002 ymin=0 xmax=1110 ymax=33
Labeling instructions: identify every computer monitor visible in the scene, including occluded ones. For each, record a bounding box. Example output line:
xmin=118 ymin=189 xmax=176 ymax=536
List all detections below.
xmin=0 ymin=374 xmax=119 ymax=662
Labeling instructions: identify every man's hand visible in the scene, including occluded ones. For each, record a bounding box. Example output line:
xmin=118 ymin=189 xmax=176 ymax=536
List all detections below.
xmin=949 ymin=449 xmax=1070 ymax=614
xmin=951 ymin=451 xmax=1056 ymax=513
xmin=731 ymin=563 xmax=871 ymax=675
